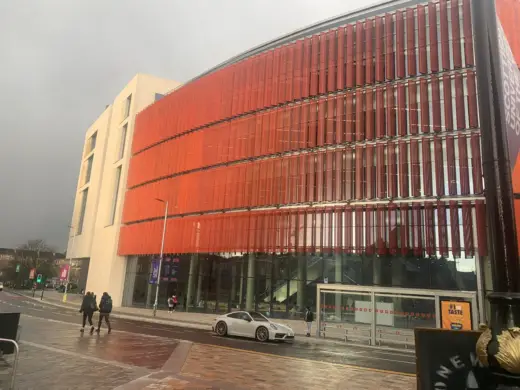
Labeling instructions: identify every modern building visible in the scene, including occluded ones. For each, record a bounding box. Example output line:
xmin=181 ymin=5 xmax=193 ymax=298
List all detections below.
xmin=74 ymin=0 xmax=520 ymax=342
xmin=67 ymin=74 xmax=181 ymax=304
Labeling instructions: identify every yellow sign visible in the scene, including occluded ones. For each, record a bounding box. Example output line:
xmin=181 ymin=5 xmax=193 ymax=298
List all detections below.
xmin=441 ymin=301 xmax=472 ymax=330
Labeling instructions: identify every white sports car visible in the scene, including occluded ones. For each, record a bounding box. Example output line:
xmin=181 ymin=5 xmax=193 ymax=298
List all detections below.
xmin=212 ymin=311 xmax=295 ymax=342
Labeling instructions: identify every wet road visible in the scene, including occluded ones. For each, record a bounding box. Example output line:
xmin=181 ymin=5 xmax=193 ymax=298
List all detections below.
xmin=0 ymin=291 xmax=415 ymax=374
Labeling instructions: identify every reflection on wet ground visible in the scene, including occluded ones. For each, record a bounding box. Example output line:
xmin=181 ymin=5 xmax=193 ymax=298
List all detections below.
xmin=20 ymin=316 xmax=179 ymax=370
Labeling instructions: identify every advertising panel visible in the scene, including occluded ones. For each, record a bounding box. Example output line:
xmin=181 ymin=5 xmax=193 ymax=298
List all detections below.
xmin=440 ymin=300 xmax=472 ymax=331
xmin=149 ymin=258 xmax=160 ymax=285
xmin=58 ymin=265 xmax=69 ymax=281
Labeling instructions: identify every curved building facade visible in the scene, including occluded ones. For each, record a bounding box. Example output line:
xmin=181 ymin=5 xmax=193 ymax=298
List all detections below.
xmin=116 ymin=0 xmax=520 ymax=319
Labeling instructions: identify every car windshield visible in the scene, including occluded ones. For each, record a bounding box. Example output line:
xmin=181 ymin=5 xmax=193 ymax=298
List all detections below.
xmin=248 ymin=312 xmax=268 ymax=322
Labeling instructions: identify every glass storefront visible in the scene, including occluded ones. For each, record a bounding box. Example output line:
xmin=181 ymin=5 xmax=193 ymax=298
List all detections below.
xmin=123 ymin=252 xmax=477 ymax=319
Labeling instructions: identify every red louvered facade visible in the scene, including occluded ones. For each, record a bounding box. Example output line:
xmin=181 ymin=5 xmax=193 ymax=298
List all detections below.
xmin=116 ymin=0 xmax=520 ymax=315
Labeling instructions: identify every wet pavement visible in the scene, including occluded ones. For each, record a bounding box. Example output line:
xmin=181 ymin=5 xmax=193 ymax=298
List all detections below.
xmin=0 ymin=315 xmax=153 ymax=389
xmin=177 ymin=343 xmax=415 ymax=390
xmin=0 ymin=291 xmax=417 ymax=389
xmin=19 ymin=316 xmax=179 ymax=370
xmin=0 ymin=341 xmax=147 ymax=390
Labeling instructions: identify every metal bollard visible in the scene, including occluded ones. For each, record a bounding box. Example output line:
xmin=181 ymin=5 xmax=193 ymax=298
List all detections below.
xmin=0 ymin=338 xmax=20 ymax=390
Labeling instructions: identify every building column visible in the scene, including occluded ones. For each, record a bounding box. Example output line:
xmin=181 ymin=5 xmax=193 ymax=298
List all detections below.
xmin=246 ymin=253 xmax=255 ymax=311
xmin=335 ymin=255 xmax=342 ymax=320
xmin=215 ymin=263 xmax=222 ymax=312
xmin=195 ymin=260 xmax=204 ymax=305
xmin=373 ymin=256 xmax=382 ymax=285
xmin=392 ymin=257 xmax=404 ymax=313
xmin=297 ymin=255 xmax=306 ymax=311
xmin=265 ymin=258 xmax=271 ymax=297
xmin=146 ymin=259 xmax=154 ymax=308
xmin=239 ymin=260 xmax=244 ymax=308
xmin=230 ymin=263 xmax=237 ymax=306
xmin=122 ymin=256 xmax=138 ymax=307
xmin=146 ymin=284 xmax=153 ymax=308
xmin=186 ymin=254 xmax=199 ymax=311
xmin=273 ymin=256 xmax=280 ymax=280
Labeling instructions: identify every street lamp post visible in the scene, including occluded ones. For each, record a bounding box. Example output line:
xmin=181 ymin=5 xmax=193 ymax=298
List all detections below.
xmin=63 ymin=228 xmax=76 ymax=303
xmin=153 ymin=199 xmax=168 ymax=317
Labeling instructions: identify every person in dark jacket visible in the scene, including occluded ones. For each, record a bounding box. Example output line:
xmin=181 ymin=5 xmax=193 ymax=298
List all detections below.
xmin=96 ymin=292 xmax=112 ymax=334
xmin=79 ymin=292 xmax=97 ymax=334
xmin=304 ymin=306 xmax=314 ymax=337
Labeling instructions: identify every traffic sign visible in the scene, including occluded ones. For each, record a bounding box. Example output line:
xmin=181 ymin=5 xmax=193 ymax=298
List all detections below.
xmin=36 ymin=274 xmax=42 ymax=283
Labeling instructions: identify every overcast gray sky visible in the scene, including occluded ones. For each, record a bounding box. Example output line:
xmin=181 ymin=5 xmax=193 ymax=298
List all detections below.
xmin=0 ymin=0 xmax=378 ymax=251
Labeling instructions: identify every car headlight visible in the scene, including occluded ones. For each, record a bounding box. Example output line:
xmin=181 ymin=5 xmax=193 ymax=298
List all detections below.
xmin=270 ymin=324 xmax=278 ymax=330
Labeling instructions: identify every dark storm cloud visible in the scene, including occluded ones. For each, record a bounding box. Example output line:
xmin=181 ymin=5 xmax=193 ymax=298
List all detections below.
xmin=0 ymin=0 xmax=378 ymax=251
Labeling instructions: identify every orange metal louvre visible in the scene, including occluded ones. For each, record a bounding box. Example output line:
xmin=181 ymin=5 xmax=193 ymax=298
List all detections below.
xmin=117 ymin=201 xmax=486 ymax=256
xmin=119 ymin=1 xmax=488 ymax=259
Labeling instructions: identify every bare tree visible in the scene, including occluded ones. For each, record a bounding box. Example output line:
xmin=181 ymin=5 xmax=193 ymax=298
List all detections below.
xmin=18 ymin=239 xmax=55 ymax=252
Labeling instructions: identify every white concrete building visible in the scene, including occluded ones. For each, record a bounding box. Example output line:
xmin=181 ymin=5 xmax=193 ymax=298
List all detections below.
xmin=67 ymin=74 xmax=181 ymax=306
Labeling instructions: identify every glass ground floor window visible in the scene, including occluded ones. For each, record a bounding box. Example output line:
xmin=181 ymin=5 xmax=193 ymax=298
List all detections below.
xmin=122 ymin=252 xmax=477 ymax=319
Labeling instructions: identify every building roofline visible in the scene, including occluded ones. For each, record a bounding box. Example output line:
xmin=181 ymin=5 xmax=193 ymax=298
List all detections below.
xmin=183 ymin=0 xmax=424 ymax=87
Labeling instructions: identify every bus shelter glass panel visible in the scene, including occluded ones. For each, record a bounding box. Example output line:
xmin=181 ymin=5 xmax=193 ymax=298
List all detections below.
xmin=320 ymin=290 xmax=373 ymax=343
xmin=373 ymin=293 xmax=436 ymax=348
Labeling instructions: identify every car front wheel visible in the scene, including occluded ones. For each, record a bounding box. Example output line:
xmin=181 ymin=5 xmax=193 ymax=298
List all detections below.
xmin=255 ymin=326 xmax=269 ymax=342
xmin=215 ymin=321 xmax=228 ymax=336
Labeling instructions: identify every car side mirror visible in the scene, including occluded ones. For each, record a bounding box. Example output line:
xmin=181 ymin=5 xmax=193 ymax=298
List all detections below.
xmin=245 ymin=318 xmax=251 ymax=322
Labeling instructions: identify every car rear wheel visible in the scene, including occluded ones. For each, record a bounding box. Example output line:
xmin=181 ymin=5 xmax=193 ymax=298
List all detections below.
xmin=215 ymin=321 xmax=227 ymax=336
xmin=255 ymin=326 xmax=269 ymax=342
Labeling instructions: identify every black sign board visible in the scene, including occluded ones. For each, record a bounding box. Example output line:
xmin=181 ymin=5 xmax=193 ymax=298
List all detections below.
xmin=0 ymin=312 xmax=20 ymax=354
xmin=415 ymin=328 xmax=492 ymax=389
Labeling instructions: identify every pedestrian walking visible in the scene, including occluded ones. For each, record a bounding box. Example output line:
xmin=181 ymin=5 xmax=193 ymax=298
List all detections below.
xmin=167 ymin=296 xmax=174 ymax=313
xmin=172 ymin=294 xmax=178 ymax=311
xmin=304 ymin=306 xmax=314 ymax=337
xmin=79 ymin=292 xmax=97 ymax=334
xmin=96 ymin=292 xmax=112 ymax=334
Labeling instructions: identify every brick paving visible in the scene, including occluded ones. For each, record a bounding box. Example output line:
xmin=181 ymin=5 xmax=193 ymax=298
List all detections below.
xmin=130 ymin=343 xmax=416 ymax=390
xmin=177 ymin=343 xmax=416 ymax=390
